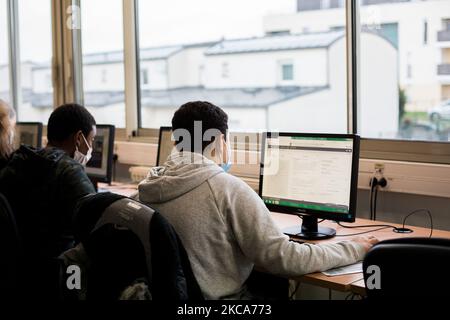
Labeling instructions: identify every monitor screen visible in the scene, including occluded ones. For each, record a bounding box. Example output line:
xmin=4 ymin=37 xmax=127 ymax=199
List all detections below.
xmin=85 ymin=125 xmax=115 ymax=183
xmin=157 ymin=127 xmax=176 ymax=166
xmin=260 ymin=133 xmax=359 ymax=222
xmin=14 ymin=122 xmax=43 ymax=149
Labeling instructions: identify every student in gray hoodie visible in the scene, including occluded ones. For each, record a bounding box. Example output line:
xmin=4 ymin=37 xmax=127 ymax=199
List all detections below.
xmin=136 ymin=101 xmax=378 ymax=300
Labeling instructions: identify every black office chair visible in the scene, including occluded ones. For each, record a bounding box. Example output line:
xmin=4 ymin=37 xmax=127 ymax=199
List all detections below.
xmin=0 ymin=193 xmax=22 ymax=299
xmin=363 ymin=237 xmax=450 ymax=298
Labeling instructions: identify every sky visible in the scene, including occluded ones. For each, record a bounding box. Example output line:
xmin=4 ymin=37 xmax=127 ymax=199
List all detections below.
xmin=0 ymin=0 xmax=296 ymax=65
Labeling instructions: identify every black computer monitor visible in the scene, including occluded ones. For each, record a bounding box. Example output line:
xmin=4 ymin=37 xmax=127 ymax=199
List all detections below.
xmin=259 ymin=132 xmax=360 ymax=240
xmin=157 ymin=126 xmax=175 ymax=166
xmin=85 ymin=125 xmax=115 ymax=190
xmin=14 ymin=122 xmax=43 ymax=149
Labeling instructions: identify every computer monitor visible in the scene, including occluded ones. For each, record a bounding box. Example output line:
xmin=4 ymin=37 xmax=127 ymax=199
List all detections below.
xmin=14 ymin=122 xmax=43 ymax=149
xmin=157 ymin=126 xmax=175 ymax=166
xmin=85 ymin=125 xmax=115 ymax=190
xmin=259 ymin=132 xmax=360 ymax=240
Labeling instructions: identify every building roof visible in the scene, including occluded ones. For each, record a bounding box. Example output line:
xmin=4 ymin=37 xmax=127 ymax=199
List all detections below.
xmin=205 ymin=31 xmax=345 ymax=55
xmin=140 ymin=86 xmax=326 ymax=109
xmin=23 ymin=86 xmax=327 ymax=109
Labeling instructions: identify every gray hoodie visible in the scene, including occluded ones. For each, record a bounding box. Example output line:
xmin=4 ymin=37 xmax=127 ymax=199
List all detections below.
xmin=136 ymin=152 xmax=366 ymax=300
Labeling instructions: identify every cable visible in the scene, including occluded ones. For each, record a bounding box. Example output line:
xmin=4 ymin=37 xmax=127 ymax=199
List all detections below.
xmin=369 ymin=178 xmax=378 ymax=220
xmin=373 ymin=185 xmax=379 ymax=221
xmin=399 ymin=209 xmax=433 ymax=238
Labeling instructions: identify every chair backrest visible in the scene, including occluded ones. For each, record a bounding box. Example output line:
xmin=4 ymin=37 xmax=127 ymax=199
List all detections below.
xmin=0 ymin=192 xmax=22 ymax=298
xmin=73 ymin=193 xmax=203 ymax=301
xmin=363 ymin=237 xmax=450 ymax=298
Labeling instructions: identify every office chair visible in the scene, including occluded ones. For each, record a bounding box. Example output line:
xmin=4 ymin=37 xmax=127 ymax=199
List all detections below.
xmin=0 ymin=193 xmax=22 ymax=298
xmin=363 ymin=237 xmax=450 ymax=298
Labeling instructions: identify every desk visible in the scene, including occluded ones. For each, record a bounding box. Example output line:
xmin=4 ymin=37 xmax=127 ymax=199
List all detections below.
xmin=100 ymin=182 xmax=450 ymax=296
xmin=98 ymin=182 xmax=138 ymax=197
xmin=271 ymin=212 xmax=450 ymax=296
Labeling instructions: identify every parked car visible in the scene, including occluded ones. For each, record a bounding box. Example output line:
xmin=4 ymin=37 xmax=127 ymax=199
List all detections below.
xmin=429 ymin=99 xmax=450 ymax=122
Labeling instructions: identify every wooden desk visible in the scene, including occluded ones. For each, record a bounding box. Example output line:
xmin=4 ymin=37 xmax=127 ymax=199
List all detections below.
xmin=99 ymin=183 xmax=450 ymax=295
xmin=270 ymin=212 xmax=450 ymax=294
xmin=98 ymin=182 xmax=138 ymax=197
xmin=350 ymin=279 xmax=367 ymax=297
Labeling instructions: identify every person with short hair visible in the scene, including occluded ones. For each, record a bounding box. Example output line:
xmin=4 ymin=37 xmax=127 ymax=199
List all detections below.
xmin=136 ymin=101 xmax=378 ymax=300
xmin=0 ymin=103 xmax=97 ymax=298
xmin=0 ymin=99 xmax=16 ymax=170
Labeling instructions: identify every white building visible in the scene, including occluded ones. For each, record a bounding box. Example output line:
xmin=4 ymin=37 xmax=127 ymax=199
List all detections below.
xmin=0 ymin=30 xmax=398 ymax=137
xmin=263 ymin=0 xmax=450 ymax=111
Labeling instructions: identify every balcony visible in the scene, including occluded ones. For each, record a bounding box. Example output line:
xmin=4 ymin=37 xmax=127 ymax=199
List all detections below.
xmin=438 ymin=64 xmax=450 ymax=84
xmin=437 ymin=30 xmax=450 ymax=47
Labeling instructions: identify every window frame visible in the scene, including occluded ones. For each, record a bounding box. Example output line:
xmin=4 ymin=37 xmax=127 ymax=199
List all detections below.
xmin=3 ymin=0 xmax=450 ymax=163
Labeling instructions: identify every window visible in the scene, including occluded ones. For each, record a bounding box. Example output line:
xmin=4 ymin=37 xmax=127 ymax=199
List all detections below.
xmin=358 ymin=0 xmax=450 ymax=142
xmin=141 ymin=69 xmax=149 ymax=86
xmin=80 ymin=0 xmax=125 ymax=128
xmin=280 ymin=63 xmax=294 ymax=82
xmin=221 ymin=62 xmax=229 ymax=79
xmin=17 ymin=0 xmax=54 ymax=124
xmin=137 ymin=0 xmax=348 ymax=133
xmin=0 ymin=0 xmax=10 ymax=105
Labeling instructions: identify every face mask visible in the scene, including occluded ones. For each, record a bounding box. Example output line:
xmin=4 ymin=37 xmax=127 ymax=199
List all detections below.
xmin=74 ymin=134 xmax=93 ymax=166
xmin=219 ymin=138 xmax=232 ymax=173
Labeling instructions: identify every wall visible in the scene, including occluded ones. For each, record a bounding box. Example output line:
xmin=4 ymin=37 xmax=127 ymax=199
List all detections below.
xmin=203 ymin=49 xmax=328 ymax=88
xmin=140 ymin=59 xmax=169 ymax=90
xmin=360 ymin=33 xmax=399 ymax=138
xmin=168 ymin=46 xmax=209 ymax=88
xmin=83 ymin=62 xmax=125 ymax=92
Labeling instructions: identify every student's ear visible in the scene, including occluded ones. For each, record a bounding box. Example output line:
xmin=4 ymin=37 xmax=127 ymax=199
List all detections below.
xmin=73 ymin=130 xmax=83 ymax=149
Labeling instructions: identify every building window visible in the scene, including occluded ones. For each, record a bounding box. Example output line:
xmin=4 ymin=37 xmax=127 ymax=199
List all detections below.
xmin=0 ymin=0 xmax=10 ymax=105
xmin=101 ymin=69 xmax=108 ymax=83
xmin=222 ymin=62 xmax=229 ymax=79
xmin=423 ymin=20 xmax=428 ymax=45
xmin=281 ymin=63 xmax=294 ymax=81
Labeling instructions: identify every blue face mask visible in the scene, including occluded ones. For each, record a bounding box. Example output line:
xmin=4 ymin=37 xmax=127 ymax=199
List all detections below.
xmin=221 ymin=162 xmax=232 ymax=173
xmin=220 ymin=139 xmax=232 ymax=173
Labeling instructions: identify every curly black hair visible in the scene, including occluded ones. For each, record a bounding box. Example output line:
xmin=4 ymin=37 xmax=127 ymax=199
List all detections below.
xmin=172 ymin=101 xmax=228 ymax=153
xmin=47 ymin=103 xmax=96 ymax=144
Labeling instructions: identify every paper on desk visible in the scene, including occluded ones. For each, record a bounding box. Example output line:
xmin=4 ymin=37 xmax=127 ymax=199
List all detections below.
xmin=322 ymin=262 xmax=363 ymax=277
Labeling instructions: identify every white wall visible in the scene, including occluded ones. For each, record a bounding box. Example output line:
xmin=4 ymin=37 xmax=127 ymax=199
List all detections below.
xmin=140 ymin=59 xmax=169 ymax=91
xmin=203 ymin=49 xmax=328 ymax=88
xmin=168 ymin=46 xmax=209 ymax=88
xmin=360 ymin=33 xmax=399 ymax=138
xmin=83 ymin=62 xmax=125 ymax=92
xmin=32 ymin=68 xmax=52 ymax=93
xmin=267 ymin=33 xmax=398 ymax=137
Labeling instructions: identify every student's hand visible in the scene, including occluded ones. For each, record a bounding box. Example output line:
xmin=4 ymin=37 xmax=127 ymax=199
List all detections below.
xmin=351 ymin=235 xmax=379 ymax=252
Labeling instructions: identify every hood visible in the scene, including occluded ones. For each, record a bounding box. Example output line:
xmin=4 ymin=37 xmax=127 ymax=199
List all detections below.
xmin=9 ymin=145 xmax=68 ymax=177
xmin=138 ymin=152 xmax=224 ymax=204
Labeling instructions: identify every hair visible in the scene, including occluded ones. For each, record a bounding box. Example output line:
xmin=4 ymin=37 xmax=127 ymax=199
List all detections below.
xmin=47 ymin=103 xmax=96 ymax=144
xmin=0 ymin=99 xmax=16 ymax=160
xmin=172 ymin=101 xmax=228 ymax=153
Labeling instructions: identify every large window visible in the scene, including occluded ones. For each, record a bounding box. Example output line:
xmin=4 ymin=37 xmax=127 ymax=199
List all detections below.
xmin=0 ymin=0 xmax=10 ymax=104
xmin=80 ymin=0 xmax=125 ymax=128
xmin=137 ymin=0 xmax=348 ymax=133
xmin=17 ymin=0 xmax=54 ymax=123
xmin=358 ymin=0 xmax=450 ymax=142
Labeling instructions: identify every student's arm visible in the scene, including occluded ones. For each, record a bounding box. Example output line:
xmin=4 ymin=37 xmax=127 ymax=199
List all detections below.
xmin=221 ymin=176 xmax=368 ymax=277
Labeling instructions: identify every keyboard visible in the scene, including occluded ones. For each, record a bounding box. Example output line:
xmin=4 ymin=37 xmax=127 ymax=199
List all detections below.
xmin=322 ymin=262 xmax=363 ymax=277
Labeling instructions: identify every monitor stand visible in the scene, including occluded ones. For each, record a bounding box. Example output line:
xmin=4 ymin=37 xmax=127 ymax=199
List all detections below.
xmin=283 ymin=216 xmax=336 ymax=240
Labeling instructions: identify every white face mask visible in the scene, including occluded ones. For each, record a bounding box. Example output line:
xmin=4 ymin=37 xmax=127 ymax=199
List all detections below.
xmin=74 ymin=133 xmax=93 ymax=166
